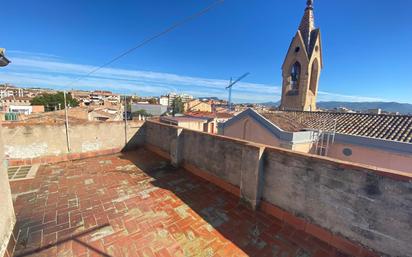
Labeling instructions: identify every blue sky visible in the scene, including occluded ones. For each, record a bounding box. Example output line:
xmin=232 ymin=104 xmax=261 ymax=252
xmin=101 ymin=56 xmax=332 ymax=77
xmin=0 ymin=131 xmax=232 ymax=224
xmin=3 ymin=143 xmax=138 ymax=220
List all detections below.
xmin=1 ymin=0 xmax=411 ymax=103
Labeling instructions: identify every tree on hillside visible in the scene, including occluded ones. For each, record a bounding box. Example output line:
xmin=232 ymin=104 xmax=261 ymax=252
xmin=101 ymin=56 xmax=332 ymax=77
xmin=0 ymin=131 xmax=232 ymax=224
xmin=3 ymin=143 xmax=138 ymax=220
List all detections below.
xmin=132 ymin=109 xmax=152 ymax=117
xmin=31 ymin=92 xmax=79 ymax=112
xmin=148 ymin=98 xmax=158 ymax=104
xmin=172 ymin=97 xmax=184 ymax=116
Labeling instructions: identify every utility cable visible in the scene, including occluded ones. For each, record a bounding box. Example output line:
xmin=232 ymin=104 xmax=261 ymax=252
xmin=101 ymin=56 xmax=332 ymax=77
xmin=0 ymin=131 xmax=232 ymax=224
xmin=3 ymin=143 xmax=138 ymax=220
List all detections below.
xmin=65 ymin=0 xmax=225 ymax=88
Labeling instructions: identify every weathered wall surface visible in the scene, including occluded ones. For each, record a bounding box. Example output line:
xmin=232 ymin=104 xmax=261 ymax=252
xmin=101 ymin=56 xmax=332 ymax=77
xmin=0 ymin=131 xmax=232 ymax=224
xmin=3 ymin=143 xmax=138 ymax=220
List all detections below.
xmin=222 ymin=115 xmax=313 ymax=153
xmin=178 ymin=121 xmax=205 ymax=132
xmin=181 ymin=129 xmax=244 ymax=187
xmin=144 ymin=121 xmax=412 ymax=256
xmin=0 ymin=126 xmax=16 ymax=257
xmin=222 ymin=115 xmax=283 ymax=147
xmin=144 ymin=121 xmax=177 ymax=155
xmin=263 ymin=148 xmax=412 ymax=257
xmin=2 ymin=121 xmax=145 ymax=159
xmin=145 ymin=121 xmax=243 ymax=187
xmin=328 ymin=142 xmax=412 ymax=173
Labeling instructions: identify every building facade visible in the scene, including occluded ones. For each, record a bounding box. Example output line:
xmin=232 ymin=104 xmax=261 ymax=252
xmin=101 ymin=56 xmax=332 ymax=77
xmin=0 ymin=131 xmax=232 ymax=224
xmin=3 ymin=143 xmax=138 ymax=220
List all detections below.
xmin=219 ymin=109 xmax=412 ymax=174
xmin=160 ymin=116 xmax=210 ymax=133
xmin=159 ymin=96 xmax=169 ymax=106
xmin=280 ymin=0 xmax=323 ymax=111
xmin=184 ymin=99 xmax=213 ymax=113
xmin=131 ymin=103 xmax=168 ymax=117
xmin=167 ymin=93 xmax=194 ymax=107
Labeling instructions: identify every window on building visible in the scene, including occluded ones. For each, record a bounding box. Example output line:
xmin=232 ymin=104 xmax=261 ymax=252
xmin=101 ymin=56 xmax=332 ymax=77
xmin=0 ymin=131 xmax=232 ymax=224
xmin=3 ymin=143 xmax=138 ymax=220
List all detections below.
xmin=309 ymin=59 xmax=319 ymax=95
xmin=290 ymin=62 xmax=301 ymax=94
xmin=343 ymin=148 xmax=353 ymax=157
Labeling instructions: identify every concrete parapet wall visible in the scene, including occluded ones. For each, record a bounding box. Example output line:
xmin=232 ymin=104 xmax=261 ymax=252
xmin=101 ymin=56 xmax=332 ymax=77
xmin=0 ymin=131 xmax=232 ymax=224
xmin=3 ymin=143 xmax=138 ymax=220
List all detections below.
xmin=144 ymin=121 xmax=177 ymax=155
xmin=263 ymin=147 xmax=412 ymax=257
xmin=3 ymin=120 xmax=411 ymax=256
xmin=180 ymin=129 xmax=244 ymax=188
xmin=144 ymin=121 xmax=412 ymax=257
xmin=0 ymin=127 xmax=16 ymax=257
xmin=2 ymin=121 xmax=145 ymax=161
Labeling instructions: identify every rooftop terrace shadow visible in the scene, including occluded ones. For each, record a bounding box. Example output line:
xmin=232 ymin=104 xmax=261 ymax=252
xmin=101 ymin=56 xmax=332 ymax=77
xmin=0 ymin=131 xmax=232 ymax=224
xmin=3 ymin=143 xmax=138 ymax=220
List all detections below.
xmin=10 ymin=147 xmax=350 ymax=257
xmin=119 ymin=149 xmax=348 ymax=257
xmin=14 ymin=225 xmax=113 ymax=257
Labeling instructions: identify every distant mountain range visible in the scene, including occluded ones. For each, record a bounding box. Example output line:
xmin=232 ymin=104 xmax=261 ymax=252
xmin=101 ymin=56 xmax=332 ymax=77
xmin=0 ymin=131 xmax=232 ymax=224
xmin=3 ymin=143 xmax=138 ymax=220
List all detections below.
xmin=260 ymin=101 xmax=412 ymax=115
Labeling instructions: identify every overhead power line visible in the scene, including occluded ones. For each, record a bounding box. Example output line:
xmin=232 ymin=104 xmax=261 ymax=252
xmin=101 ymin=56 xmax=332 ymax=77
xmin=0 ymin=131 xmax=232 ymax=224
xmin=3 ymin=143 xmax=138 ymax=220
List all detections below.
xmin=66 ymin=0 xmax=225 ymax=88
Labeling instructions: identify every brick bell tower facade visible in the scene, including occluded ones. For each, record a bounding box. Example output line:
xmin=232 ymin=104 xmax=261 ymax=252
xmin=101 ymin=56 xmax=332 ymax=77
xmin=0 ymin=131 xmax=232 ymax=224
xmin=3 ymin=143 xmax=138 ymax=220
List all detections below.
xmin=280 ymin=0 xmax=323 ymax=112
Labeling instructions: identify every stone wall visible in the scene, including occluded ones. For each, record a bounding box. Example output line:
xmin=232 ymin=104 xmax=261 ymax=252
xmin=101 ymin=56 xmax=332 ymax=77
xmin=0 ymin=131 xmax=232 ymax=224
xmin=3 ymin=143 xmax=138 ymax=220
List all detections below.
xmin=180 ymin=129 xmax=245 ymax=187
xmin=143 ymin=121 xmax=412 ymax=257
xmin=144 ymin=121 xmax=178 ymax=155
xmin=2 ymin=121 xmax=145 ymax=160
xmin=263 ymin=148 xmax=412 ymax=257
xmin=328 ymin=141 xmax=412 ymax=173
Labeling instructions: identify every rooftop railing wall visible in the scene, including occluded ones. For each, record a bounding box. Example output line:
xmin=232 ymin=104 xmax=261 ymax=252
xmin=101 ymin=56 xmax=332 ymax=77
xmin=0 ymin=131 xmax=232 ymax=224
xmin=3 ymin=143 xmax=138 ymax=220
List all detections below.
xmin=2 ymin=120 xmax=411 ymax=256
xmin=144 ymin=120 xmax=412 ymax=257
xmin=2 ymin=121 xmax=145 ymax=164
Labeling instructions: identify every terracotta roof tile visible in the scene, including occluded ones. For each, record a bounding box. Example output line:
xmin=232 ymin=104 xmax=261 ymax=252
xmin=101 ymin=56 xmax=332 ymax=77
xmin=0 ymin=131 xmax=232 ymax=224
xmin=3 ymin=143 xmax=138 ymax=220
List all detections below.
xmin=262 ymin=111 xmax=412 ymax=143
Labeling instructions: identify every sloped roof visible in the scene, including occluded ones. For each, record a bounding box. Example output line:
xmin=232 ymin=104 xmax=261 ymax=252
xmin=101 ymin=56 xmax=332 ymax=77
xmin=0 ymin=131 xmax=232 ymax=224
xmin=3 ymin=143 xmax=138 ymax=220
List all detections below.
xmin=298 ymin=1 xmax=315 ymax=54
xmin=185 ymin=111 xmax=234 ymax=119
xmin=261 ymin=113 xmax=306 ymax=132
xmin=263 ymin=111 xmax=412 ymax=143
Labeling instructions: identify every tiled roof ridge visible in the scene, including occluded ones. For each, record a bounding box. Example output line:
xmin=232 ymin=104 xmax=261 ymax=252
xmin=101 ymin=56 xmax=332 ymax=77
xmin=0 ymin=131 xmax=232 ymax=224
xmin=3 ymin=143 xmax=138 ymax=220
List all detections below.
xmin=264 ymin=110 xmax=412 ymax=143
xmin=274 ymin=110 xmax=412 ymax=118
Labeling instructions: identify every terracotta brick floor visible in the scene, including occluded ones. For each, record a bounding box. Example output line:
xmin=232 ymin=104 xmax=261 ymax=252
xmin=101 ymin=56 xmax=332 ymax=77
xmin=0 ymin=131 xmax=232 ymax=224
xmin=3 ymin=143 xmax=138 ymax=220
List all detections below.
xmin=10 ymin=149 xmax=353 ymax=257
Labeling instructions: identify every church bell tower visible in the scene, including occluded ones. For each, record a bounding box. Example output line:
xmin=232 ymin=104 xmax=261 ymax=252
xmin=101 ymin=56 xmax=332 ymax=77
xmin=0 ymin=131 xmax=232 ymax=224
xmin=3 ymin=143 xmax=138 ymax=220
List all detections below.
xmin=280 ymin=0 xmax=323 ymax=112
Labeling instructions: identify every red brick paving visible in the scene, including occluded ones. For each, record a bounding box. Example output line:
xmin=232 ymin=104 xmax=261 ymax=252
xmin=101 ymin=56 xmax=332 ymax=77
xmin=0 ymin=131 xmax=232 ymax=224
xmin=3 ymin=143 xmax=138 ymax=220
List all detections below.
xmin=10 ymin=149 xmax=354 ymax=257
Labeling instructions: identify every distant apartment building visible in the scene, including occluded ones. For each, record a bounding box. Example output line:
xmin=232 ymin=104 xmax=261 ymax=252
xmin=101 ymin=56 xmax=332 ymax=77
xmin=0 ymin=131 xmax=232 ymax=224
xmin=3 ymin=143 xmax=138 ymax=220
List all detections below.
xmin=88 ymin=108 xmax=122 ymax=122
xmin=131 ymin=103 xmax=167 ymax=116
xmin=184 ymin=99 xmax=213 ymax=113
xmin=70 ymin=90 xmax=91 ymax=102
xmin=160 ymin=116 xmax=212 ymax=133
xmin=89 ymin=90 xmax=120 ymax=105
xmin=159 ymin=96 xmax=169 ymax=106
xmin=368 ymin=108 xmax=382 ymax=115
xmin=1 ymin=85 xmax=62 ymax=100
xmin=1 ymin=97 xmax=44 ymax=115
xmin=1 ymin=96 xmax=31 ymax=106
xmin=0 ymin=85 xmax=25 ymax=99
xmin=7 ymin=105 xmax=44 ymax=115
xmin=180 ymin=93 xmax=194 ymax=103
xmin=167 ymin=92 xmax=194 ymax=107
xmin=185 ymin=111 xmax=234 ymax=134
xmin=334 ymin=107 xmax=356 ymax=113
xmin=0 ymin=86 xmax=14 ymax=99
xmin=0 ymin=89 xmax=13 ymax=99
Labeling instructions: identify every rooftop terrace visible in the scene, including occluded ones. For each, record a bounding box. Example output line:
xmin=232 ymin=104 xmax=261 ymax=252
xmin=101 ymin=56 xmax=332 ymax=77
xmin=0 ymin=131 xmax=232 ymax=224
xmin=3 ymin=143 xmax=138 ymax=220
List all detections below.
xmin=2 ymin=120 xmax=411 ymax=257
xmin=10 ymin=149 xmax=349 ymax=257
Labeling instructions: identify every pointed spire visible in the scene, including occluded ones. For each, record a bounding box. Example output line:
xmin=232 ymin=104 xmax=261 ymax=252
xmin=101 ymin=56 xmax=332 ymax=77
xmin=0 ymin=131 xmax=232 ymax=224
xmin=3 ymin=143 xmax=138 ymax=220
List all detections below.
xmin=298 ymin=0 xmax=315 ymax=52
xmin=306 ymin=0 xmax=314 ymax=9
